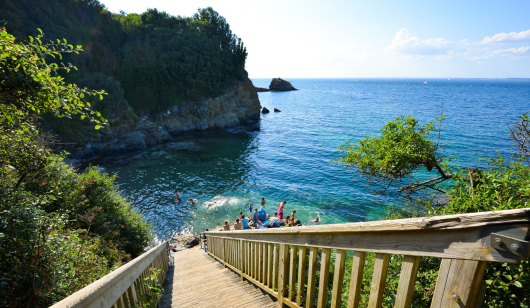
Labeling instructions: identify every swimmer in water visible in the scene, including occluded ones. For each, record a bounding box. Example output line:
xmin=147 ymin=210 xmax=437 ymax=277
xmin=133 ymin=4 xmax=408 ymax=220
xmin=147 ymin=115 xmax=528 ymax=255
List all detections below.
xmin=310 ymin=217 xmax=320 ymax=224
xmin=189 ymin=198 xmax=196 ymax=205
xmin=175 ymin=190 xmax=182 ymax=202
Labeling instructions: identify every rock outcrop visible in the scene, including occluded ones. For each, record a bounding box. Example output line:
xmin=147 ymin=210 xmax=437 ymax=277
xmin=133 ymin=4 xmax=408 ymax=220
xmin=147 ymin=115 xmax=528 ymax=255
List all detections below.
xmin=269 ymin=78 xmax=298 ymax=91
xmin=262 ymin=107 xmax=270 ymax=114
xmin=172 ymin=233 xmax=199 ymax=248
xmin=255 ymin=87 xmax=270 ymax=92
xmin=69 ymin=79 xmax=261 ymax=162
xmin=274 ymin=108 xmax=281 ymax=112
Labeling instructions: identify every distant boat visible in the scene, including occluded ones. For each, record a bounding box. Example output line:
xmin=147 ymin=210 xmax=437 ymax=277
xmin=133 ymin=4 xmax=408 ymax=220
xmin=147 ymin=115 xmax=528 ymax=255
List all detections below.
xmin=423 ymin=81 xmax=428 ymax=84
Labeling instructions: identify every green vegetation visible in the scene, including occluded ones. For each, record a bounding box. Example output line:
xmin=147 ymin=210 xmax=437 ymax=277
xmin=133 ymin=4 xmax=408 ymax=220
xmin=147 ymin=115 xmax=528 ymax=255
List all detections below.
xmin=335 ymin=113 xmax=530 ymax=307
xmin=1 ymin=0 xmax=248 ymax=143
xmin=0 ymin=27 xmax=152 ymax=307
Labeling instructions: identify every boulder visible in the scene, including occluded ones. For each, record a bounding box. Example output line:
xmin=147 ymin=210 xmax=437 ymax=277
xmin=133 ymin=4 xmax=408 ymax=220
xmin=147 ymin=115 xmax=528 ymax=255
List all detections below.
xmin=171 ymin=233 xmax=199 ymax=248
xmin=274 ymin=108 xmax=281 ymax=112
xmin=262 ymin=107 xmax=270 ymax=114
xmin=269 ymin=78 xmax=298 ymax=92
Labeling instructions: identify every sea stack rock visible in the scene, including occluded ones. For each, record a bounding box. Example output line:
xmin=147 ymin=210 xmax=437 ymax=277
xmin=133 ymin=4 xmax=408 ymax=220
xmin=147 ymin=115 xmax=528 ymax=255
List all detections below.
xmin=274 ymin=108 xmax=281 ymax=112
xmin=269 ymin=78 xmax=298 ymax=92
xmin=262 ymin=107 xmax=270 ymax=114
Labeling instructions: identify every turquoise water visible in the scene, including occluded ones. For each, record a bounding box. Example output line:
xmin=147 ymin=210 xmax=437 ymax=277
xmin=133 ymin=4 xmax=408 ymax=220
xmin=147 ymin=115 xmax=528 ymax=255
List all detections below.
xmin=105 ymin=78 xmax=530 ymax=239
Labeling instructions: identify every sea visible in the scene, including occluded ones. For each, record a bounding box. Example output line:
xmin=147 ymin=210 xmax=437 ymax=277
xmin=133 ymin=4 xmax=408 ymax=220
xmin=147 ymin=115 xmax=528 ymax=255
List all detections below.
xmin=104 ymin=78 xmax=530 ymax=240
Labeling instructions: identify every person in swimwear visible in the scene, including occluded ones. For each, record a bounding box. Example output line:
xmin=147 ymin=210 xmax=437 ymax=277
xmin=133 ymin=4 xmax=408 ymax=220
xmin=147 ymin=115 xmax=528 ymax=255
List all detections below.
xmin=175 ymin=190 xmax=182 ymax=202
xmin=278 ymin=201 xmax=286 ymax=219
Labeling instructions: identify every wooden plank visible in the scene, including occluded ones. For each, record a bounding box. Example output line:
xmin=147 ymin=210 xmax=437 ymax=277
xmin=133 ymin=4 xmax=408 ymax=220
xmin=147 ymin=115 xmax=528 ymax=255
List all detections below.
xmin=297 ymin=246 xmax=308 ymax=306
xmin=330 ymin=249 xmax=347 ymax=308
xmin=431 ymin=259 xmax=487 ymax=308
xmin=254 ymin=241 xmax=258 ymax=278
xmin=317 ymin=248 xmax=332 ymax=308
xmin=240 ymin=240 xmax=244 ymax=281
xmin=278 ymin=244 xmax=290 ymax=308
xmin=50 ymin=243 xmax=167 ymax=308
xmin=206 ymin=208 xmax=530 ymax=233
xmin=128 ymin=284 xmax=138 ymax=306
xmin=347 ymin=251 xmax=366 ymax=308
xmin=263 ymin=243 xmax=268 ymax=285
xmin=474 ymin=281 xmax=487 ymax=308
xmin=206 ymin=223 xmax=528 ymax=263
xmin=243 ymin=273 xmax=278 ymax=298
xmin=268 ymin=243 xmax=273 ymax=288
xmin=161 ymin=246 xmax=279 ymax=308
xmin=259 ymin=242 xmax=263 ymax=282
xmin=394 ymin=255 xmax=421 ymax=308
xmin=289 ymin=246 xmax=297 ymax=301
xmin=273 ymin=244 xmax=279 ymax=290
xmin=246 ymin=241 xmax=250 ymax=275
xmin=368 ymin=253 xmax=391 ymax=308
xmin=306 ymin=247 xmax=319 ymax=308
xmin=222 ymin=238 xmax=226 ymax=267
xmin=256 ymin=241 xmax=260 ymax=281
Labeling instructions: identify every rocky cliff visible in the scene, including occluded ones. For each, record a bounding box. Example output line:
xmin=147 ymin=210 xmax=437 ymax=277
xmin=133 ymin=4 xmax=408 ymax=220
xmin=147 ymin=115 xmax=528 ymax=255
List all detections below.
xmin=68 ymin=79 xmax=260 ymax=164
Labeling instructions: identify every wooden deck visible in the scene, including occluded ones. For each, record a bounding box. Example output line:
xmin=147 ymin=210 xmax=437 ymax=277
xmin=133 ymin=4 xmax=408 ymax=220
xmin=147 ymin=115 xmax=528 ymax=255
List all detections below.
xmin=158 ymin=246 xmax=279 ymax=308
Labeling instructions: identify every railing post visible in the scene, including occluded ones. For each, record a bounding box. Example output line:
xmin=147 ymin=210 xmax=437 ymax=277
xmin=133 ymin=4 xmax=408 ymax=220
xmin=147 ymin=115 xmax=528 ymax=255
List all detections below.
xmin=277 ymin=244 xmax=290 ymax=308
xmin=240 ymin=239 xmax=244 ymax=281
xmin=222 ymin=238 xmax=226 ymax=267
xmin=306 ymin=247 xmax=318 ymax=308
xmin=431 ymin=259 xmax=487 ymax=308
xmin=297 ymin=246 xmax=308 ymax=306
xmin=317 ymin=248 xmax=332 ymax=308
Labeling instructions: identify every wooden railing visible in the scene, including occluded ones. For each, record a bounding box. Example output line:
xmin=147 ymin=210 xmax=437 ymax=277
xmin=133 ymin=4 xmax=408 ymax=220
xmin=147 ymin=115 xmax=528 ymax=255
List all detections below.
xmin=50 ymin=242 xmax=170 ymax=308
xmin=205 ymin=208 xmax=530 ymax=308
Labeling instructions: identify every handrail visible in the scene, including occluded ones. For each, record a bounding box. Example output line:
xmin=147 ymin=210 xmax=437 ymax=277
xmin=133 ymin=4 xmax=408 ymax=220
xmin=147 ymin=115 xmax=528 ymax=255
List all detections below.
xmin=205 ymin=208 xmax=530 ymax=308
xmin=50 ymin=242 xmax=170 ymax=308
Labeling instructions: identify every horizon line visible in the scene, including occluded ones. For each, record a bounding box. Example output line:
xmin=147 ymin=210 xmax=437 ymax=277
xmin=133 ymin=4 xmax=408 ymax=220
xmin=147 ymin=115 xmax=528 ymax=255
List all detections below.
xmin=249 ymin=77 xmax=530 ymax=80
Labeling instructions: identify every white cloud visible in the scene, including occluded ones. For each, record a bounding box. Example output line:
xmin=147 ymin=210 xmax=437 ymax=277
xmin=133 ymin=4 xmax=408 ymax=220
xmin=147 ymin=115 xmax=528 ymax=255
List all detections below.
xmin=482 ymin=29 xmax=530 ymax=44
xmin=492 ymin=46 xmax=530 ymax=59
xmin=386 ymin=28 xmax=453 ymax=56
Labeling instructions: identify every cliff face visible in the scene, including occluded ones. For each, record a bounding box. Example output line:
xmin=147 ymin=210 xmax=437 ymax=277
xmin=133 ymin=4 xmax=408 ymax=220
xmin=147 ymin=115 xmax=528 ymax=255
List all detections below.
xmin=69 ymin=79 xmax=260 ymax=162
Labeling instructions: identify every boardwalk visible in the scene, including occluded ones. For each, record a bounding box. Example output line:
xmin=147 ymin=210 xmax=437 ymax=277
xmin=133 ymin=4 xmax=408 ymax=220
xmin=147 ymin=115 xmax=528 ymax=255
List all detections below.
xmin=159 ymin=246 xmax=279 ymax=308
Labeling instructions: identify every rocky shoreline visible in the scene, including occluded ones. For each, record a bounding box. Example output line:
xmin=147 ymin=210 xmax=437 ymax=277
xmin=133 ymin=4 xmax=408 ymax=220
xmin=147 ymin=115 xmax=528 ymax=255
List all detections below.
xmin=64 ymin=79 xmax=261 ymax=168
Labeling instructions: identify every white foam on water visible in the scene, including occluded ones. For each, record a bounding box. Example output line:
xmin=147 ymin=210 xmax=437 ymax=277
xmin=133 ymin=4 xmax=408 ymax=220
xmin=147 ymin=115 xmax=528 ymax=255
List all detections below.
xmin=202 ymin=195 xmax=241 ymax=209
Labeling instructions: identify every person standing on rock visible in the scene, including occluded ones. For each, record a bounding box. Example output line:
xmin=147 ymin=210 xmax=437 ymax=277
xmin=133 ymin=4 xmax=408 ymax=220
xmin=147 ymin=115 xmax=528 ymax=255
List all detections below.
xmin=252 ymin=208 xmax=260 ymax=227
xmin=278 ymin=201 xmax=286 ymax=219
xmin=249 ymin=202 xmax=253 ymax=217
xmin=175 ymin=190 xmax=182 ymax=202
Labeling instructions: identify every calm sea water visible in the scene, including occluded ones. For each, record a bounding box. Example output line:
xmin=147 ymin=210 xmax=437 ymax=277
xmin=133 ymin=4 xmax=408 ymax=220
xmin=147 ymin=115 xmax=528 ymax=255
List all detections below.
xmin=105 ymin=78 xmax=530 ymax=240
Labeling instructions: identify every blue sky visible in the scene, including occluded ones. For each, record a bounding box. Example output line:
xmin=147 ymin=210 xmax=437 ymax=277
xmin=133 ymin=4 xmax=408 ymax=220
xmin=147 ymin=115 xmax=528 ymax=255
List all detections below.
xmin=98 ymin=0 xmax=530 ymax=78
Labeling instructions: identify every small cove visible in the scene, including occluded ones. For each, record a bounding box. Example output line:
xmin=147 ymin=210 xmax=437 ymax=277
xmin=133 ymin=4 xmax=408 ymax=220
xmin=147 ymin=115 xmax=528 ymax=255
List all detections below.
xmin=104 ymin=78 xmax=530 ymax=239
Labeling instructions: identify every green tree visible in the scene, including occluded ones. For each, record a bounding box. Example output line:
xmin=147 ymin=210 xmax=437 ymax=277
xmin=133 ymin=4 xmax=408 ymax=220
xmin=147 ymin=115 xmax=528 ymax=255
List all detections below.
xmin=336 ymin=114 xmax=453 ymax=196
xmin=336 ymin=113 xmax=530 ymax=307
xmin=0 ymin=27 xmax=152 ymax=307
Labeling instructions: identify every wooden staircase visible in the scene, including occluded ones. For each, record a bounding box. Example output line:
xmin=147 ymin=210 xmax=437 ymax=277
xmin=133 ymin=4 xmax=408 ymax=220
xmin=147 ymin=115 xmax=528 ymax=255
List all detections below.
xmin=50 ymin=208 xmax=530 ymax=308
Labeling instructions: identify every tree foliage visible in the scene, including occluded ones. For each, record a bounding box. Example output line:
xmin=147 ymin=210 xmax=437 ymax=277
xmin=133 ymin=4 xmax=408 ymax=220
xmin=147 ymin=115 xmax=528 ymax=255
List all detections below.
xmin=336 ymin=115 xmax=453 ymax=195
xmin=336 ymin=112 xmax=530 ymax=307
xmin=1 ymin=0 xmax=247 ymax=115
xmin=0 ymin=27 xmax=152 ymax=307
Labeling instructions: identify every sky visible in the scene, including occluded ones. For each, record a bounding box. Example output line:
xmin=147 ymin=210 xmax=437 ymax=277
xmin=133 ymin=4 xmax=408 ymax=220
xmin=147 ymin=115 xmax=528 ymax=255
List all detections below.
xmin=98 ymin=0 xmax=530 ymax=78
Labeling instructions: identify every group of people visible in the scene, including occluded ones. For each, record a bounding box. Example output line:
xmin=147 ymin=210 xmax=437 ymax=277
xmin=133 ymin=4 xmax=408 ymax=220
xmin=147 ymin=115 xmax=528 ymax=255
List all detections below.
xmin=222 ymin=198 xmax=300 ymax=231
